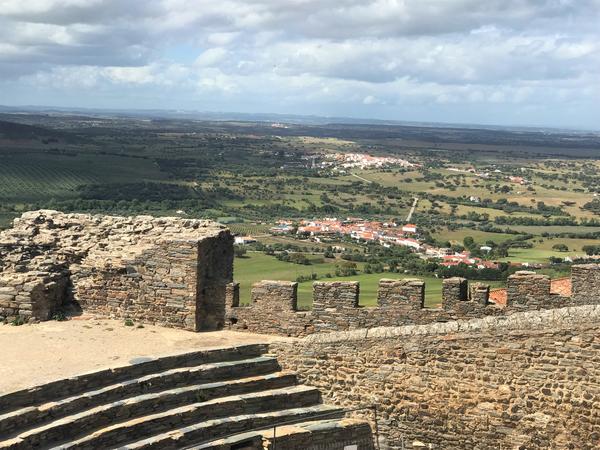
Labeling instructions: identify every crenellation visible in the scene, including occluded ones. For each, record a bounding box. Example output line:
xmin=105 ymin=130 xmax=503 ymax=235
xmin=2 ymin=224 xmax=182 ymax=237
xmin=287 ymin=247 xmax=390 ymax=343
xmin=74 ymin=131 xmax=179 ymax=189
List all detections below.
xmin=377 ymin=278 xmax=424 ymax=310
xmin=227 ymin=264 xmax=600 ymax=337
xmin=4 ymin=210 xmax=600 ymax=340
xmin=312 ymin=281 xmax=359 ymax=310
xmin=469 ymin=282 xmax=490 ymax=306
xmin=252 ymin=280 xmax=298 ymax=312
xmin=506 ymin=271 xmax=551 ymax=308
xmin=311 ymin=281 xmax=367 ymax=332
xmin=226 ymin=280 xmax=314 ymax=336
xmin=442 ymin=277 xmax=468 ymax=310
xmin=571 ymin=263 xmax=600 ymax=304
xmin=226 ymin=281 xmax=240 ymax=308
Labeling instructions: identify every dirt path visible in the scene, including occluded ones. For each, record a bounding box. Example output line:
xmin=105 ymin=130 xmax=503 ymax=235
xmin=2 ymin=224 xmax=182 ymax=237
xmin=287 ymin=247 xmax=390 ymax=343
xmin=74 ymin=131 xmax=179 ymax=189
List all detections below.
xmin=0 ymin=318 xmax=287 ymax=394
xmin=351 ymin=173 xmax=373 ymax=183
xmin=406 ymin=196 xmax=419 ymax=222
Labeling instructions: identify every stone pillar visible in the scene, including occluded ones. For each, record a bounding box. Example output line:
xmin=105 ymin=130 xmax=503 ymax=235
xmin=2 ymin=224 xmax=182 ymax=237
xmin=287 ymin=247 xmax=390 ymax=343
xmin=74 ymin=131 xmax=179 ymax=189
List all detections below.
xmin=196 ymin=231 xmax=234 ymax=331
xmin=571 ymin=264 xmax=600 ymax=304
xmin=469 ymin=282 xmax=490 ymax=306
xmin=506 ymin=271 xmax=550 ymax=308
xmin=312 ymin=281 xmax=359 ymax=310
xmin=226 ymin=282 xmax=240 ymax=308
xmin=251 ymin=280 xmax=298 ymax=312
xmin=377 ymin=278 xmax=425 ymax=310
xmin=442 ymin=277 xmax=468 ymax=310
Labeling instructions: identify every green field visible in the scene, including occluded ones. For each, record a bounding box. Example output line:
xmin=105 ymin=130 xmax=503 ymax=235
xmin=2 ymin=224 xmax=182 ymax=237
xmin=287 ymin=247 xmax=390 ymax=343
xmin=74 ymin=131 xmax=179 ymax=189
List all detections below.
xmin=0 ymin=212 xmax=17 ymax=229
xmin=499 ymin=237 xmax=600 ymax=263
xmin=504 ymin=225 xmax=600 ymax=234
xmin=233 ymin=252 xmax=503 ymax=308
xmin=2 ymin=116 xmax=600 ymax=275
xmin=434 ymin=228 xmax=516 ymax=245
xmin=233 ymin=253 xmax=342 ymax=306
xmin=227 ymin=223 xmax=270 ymax=236
xmin=0 ymin=154 xmax=166 ymax=202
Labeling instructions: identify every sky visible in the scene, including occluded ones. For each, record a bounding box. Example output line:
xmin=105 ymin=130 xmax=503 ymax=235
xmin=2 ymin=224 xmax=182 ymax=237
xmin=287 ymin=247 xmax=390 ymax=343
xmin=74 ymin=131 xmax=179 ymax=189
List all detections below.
xmin=0 ymin=0 xmax=599 ymax=129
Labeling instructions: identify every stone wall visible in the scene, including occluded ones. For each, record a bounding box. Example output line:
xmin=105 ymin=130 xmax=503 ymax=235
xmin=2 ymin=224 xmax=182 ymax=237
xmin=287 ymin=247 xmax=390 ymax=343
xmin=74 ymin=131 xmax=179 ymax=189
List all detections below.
xmin=270 ymin=305 xmax=600 ymax=449
xmin=506 ymin=270 xmax=552 ymax=308
xmin=0 ymin=210 xmax=233 ymax=330
xmin=262 ymin=419 xmax=375 ymax=450
xmin=571 ymin=264 xmax=600 ymax=303
xmin=227 ymin=267 xmax=600 ymax=337
xmin=441 ymin=276 xmax=468 ymax=310
xmin=227 ymin=280 xmax=312 ymax=336
xmin=0 ymin=271 xmax=69 ymax=321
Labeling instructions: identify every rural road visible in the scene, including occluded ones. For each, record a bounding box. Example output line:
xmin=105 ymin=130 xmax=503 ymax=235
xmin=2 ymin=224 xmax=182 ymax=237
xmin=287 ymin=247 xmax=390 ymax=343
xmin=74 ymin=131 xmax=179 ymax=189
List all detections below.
xmin=406 ymin=197 xmax=419 ymax=222
xmin=351 ymin=173 xmax=373 ymax=183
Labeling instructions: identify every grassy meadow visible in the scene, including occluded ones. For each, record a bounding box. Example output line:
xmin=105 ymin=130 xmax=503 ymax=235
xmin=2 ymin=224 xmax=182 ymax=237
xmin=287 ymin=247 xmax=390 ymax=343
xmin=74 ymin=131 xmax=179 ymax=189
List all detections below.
xmin=233 ymin=252 xmax=503 ymax=308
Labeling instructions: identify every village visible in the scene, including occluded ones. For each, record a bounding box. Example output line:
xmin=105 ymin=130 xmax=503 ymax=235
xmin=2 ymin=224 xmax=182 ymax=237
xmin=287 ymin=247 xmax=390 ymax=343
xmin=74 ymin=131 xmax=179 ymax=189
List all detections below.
xmin=263 ymin=217 xmax=504 ymax=270
xmin=317 ymin=152 xmax=417 ymax=171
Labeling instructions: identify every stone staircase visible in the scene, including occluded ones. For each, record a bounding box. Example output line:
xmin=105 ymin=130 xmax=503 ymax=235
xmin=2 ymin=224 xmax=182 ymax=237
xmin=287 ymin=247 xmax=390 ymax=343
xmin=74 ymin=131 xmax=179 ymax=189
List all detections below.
xmin=0 ymin=344 xmax=373 ymax=449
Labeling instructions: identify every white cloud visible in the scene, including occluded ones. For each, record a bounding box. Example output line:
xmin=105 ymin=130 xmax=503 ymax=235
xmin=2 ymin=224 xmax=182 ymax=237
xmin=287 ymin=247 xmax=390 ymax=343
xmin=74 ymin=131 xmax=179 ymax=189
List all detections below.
xmin=0 ymin=0 xmax=599 ymax=127
xmin=194 ymin=48 xmax=228 ymax=67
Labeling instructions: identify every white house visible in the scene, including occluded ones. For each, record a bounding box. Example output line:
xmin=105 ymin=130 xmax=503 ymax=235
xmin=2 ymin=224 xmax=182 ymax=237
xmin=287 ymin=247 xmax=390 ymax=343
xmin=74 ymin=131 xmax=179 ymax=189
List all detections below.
xmin=402 ymin=224 xmax=417 ymax=234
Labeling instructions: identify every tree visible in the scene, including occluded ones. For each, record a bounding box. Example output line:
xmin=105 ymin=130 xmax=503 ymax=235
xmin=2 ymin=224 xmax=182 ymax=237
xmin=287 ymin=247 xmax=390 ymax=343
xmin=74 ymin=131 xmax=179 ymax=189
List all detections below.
xmin=583 ymin=245 xmax=600 ymax=256
xmin=551 ymin=243 xmax=569 ymax=252
xmin=335 ymin=261 xmax=357 ymax=277
xmin=288 ymin=253 xmax=311 ymax=265
xmin=463 ymin=236 xmax=476 ymax=250
xmin=233 ymin=246 xmax=247 ymax=258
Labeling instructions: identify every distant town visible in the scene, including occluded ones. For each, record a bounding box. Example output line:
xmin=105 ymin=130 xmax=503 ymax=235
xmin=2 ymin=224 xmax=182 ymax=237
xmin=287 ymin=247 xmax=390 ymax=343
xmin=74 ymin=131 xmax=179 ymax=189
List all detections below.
xmin=233 ymin=217 xmax=523 ymax=271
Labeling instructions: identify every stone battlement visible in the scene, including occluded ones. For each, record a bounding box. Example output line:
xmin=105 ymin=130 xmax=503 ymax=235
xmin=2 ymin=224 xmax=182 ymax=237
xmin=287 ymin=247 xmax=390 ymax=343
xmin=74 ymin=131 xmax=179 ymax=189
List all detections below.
xmin=3 ymin=210 xmax=600 ymax=340
xmin=226 ymin=267 xmax=600 ymax=337
xmin=0 ymin=210 xmax=233 ymax=330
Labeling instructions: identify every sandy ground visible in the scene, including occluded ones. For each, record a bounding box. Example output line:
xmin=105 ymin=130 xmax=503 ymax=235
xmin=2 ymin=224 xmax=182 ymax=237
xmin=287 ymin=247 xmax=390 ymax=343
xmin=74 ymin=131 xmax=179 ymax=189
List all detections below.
xmin=0 ymin=317 xmax=287 ymax=394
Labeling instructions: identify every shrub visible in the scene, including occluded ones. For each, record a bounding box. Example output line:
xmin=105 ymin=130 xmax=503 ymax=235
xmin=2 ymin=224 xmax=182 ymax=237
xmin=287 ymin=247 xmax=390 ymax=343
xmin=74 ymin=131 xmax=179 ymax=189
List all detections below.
xmin=552 ymin=243 xmax=569 ymax=252
xmin=11 ymin=316 xmax=26 ymax=326
xmin=52 ymin=311 xmax=68 ymax=321
xmin=234 ymin=246 xmax=247 ymax=258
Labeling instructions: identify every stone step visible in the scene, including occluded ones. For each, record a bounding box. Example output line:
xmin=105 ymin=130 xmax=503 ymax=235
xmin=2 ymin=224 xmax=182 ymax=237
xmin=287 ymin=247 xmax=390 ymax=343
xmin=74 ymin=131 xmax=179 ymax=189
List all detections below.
xmin=0 ymin=356 xmax=281 ymax=440
xmin=192 ymin=418 xmax=374 ymax=450
xmin=0 ymin=344 xmax=269 ymax=415
xmin=123 ymin=404 xmax=346 ymax=450
xmin=49 ymin=385 xmax=323 ymax=450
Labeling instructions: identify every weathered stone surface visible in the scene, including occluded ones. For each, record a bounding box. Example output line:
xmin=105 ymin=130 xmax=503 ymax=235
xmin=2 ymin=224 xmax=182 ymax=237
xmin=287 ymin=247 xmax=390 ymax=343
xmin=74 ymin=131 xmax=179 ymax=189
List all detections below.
xmin=227 ymin=265 xmax=599 ymax=337
xmin=0 ymin=210 xmax=233 ymax=330
xmin=442 ymin=276 xmax=468 ymax=310
xmin=271 ymin=304 xmax=600 ymax=449
xmin=469 ymin=282 xmax=490 ymax=306
xmin=0 ymin=344 xmax=373 ymax=449
xmin=506 ymin=270 xmax=551 ymax=308
xmin=571 ymin=263 xmax=600 ymax=303
xmin=226 ymin=281 xmax=312 ymax=337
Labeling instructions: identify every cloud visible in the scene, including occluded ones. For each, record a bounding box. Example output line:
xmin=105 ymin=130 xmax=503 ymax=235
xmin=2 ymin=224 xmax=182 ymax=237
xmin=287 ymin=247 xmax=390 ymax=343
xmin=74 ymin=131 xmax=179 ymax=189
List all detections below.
xmin=195 ymin=48 xmax=228 ymax=67
xmin=0 ymin=0 xmax=599 ymax=128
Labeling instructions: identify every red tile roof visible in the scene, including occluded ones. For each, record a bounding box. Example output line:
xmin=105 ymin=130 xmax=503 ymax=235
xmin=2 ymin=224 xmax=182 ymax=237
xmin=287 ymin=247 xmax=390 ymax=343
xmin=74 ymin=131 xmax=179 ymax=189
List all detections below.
xmin=490 ymin=288 xmax=508 ymax=306
xmin=550 ymin=277 xmax=572 ymax=296
xmin=489 ymin=277 xmax=572 ymax=307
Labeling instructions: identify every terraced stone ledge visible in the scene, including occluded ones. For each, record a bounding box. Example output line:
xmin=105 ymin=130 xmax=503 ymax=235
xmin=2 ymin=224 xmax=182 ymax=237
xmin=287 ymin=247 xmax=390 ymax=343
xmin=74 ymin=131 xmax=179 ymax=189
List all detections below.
xmin=0 ymin=344 xmax=373 ymax=450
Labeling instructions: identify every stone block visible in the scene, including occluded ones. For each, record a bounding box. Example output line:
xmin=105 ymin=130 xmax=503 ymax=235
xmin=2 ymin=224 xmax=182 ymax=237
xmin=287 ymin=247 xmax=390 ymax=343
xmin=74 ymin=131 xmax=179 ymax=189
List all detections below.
xmin=377 ymin=278 xmax=425 ymax=310
xmin=442 ymin=277 xmax=468 ymax=310
xmin=251 ymin=280 xmax=298 ymax=312
xmin=312 ymin=281 xmax=359 ymax=310
xmin=470 ymin=282 xmax=490 ymax=306
xmin=507 ymin=271 xmax=550 ymax=307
